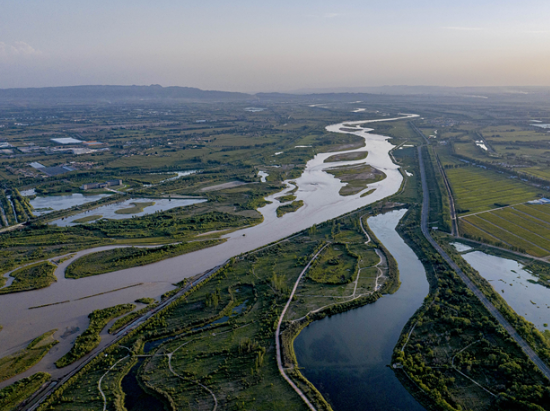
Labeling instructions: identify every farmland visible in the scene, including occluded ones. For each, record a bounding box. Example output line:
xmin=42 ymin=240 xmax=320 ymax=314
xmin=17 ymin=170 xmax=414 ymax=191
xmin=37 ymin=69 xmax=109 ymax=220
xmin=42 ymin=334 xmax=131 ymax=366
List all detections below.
xmin=460 ymin=203 xmax=550 ymax=258
xmin=445 ymin=166 xmax=540 ymax=215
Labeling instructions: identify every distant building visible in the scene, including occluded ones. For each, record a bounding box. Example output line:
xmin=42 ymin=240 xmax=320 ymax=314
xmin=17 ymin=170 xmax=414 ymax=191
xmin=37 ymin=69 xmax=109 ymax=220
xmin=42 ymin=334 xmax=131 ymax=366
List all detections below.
xmin=81 ymin=179 xmax=122 ymax=190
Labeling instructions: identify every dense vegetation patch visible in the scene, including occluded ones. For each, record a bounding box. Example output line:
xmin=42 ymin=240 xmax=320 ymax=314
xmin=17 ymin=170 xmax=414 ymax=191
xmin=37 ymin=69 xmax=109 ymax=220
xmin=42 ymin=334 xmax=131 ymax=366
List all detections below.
xmin=276 ymin=200 xmax=304 ymax=217
xmin=326 ymin=163 xmax=386 ymax=196
xmin=65 ymin=240 xmax=223 ymax=279
xmin=324 ymin=151 xmax=368 ymax=163
xmin=0 ymin=261 xmax=56 ymax=295
xmin=0 ymin=372 xmax=50 ymax=411
xmin=307 ymin=242 xmax=359 ymax=284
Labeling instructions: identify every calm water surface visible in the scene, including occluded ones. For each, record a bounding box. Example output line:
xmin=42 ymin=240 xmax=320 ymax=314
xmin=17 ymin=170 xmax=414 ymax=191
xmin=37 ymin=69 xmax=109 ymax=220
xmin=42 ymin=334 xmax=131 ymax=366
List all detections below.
xmin=462 ymin=251 xmax=550 ymax=330
xmin=295 ymin=209 xmax=428 ymax=411
xmin=28 ymin=193 xmax=111 ymax=216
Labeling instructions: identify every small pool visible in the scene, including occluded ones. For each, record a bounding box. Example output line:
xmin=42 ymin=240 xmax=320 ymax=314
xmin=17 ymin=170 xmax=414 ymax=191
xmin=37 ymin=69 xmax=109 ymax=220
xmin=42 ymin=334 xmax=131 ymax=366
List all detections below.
xmin=27 ymin=193 xmax=111 ymax=216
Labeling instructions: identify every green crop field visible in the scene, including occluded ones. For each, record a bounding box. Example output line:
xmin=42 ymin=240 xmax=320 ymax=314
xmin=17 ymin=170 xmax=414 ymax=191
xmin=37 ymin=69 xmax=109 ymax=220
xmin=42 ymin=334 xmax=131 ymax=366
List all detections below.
xmin=445 ymin=166 xmax=540 ymax=214
xmin=460 ymin=203 xmax=550 ymax=258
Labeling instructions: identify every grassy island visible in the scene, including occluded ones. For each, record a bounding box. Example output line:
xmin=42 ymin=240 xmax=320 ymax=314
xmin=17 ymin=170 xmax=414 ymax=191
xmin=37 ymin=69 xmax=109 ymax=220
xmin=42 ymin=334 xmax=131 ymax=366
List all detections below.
xmin=114 ymin=201 xmax=156 ymax=215
xmin=65 ymin=240 xmax=223 ymax=279
xmin=326 ymin=163 xmax=386 ymax=196
xmin=276 ymin=200 xmax=304 ymax=217
xmin=0 ymin=262 xmax=57 ymax=295
xmin=324 ymin=151 xmax=368 ymax=163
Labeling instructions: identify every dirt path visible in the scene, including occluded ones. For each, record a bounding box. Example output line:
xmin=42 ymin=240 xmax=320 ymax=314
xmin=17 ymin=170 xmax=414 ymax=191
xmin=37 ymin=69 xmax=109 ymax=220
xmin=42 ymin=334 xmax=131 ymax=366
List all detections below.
xmin=275 ymin=244 xmax=330 ymax=411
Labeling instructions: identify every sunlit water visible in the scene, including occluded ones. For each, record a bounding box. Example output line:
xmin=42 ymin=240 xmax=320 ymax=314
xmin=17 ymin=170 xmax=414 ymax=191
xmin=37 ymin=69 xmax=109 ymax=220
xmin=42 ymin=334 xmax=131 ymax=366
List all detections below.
xmin=0 ymin=115 xmax=418 ymax=385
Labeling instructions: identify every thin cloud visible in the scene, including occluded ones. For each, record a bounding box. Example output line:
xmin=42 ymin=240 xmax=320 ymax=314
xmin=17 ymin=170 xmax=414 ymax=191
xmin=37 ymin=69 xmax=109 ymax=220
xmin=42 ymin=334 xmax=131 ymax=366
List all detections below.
xmin=0 ymin=41 xmax=42 ymax=57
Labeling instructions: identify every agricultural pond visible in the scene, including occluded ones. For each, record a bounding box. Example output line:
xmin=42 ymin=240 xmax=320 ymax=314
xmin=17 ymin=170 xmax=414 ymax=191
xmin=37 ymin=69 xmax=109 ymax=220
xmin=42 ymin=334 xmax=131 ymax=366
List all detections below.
xmin=26 ymin=192 xmax=111 ymax=216
xmin=460 ymin=250 xmax=550 ymax=331
xmin=294 ymin=209 xmax=428 ymax=411
xmin=49 ymin=197 xmax=207 ymax=226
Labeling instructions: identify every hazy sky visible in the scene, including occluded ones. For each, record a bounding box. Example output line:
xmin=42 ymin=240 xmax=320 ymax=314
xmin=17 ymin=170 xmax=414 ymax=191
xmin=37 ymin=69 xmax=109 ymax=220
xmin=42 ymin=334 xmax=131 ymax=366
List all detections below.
xmin=1 ymin=0 xmax=549 ymax=92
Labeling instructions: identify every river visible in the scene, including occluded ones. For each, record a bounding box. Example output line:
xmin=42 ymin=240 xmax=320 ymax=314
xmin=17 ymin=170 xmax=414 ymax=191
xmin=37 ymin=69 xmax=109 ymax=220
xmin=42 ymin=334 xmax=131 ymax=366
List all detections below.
xmin=294 ymin=209 xmax=428 ymax=411
xmin=0 ymin=114 xmax=417 ymax=386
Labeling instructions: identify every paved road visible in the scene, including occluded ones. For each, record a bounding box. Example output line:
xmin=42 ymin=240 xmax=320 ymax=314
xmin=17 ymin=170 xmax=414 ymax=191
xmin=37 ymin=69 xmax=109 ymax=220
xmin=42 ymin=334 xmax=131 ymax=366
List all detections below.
xmin=417 ymin=146 xmax=550 ymax=381
xmin=434 ymin=153 xmax=459 ymax=236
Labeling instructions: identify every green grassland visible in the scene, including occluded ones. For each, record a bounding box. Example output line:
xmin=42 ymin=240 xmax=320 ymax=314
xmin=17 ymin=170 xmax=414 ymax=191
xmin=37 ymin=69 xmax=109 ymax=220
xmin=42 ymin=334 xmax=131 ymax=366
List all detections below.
xmin=276 ymin=200 xmax=304 ymax=217
xmin=65 ymin=240 xmax=223 ymax=279
xmin=0 ymin=330 xmax=58 ymax=382
xmin=114 ymin=201 xmax=155 ymax=215
xmin=445 ymin=166 xmax=539 ymax=214
xmin=0 ymin=262 xmax=57 ymax=295
xmin=326 ymin=163 xmax=386 ymax=196
xmin=55 ymin=304 xmax=136 ymax=368
xmin=37 ymin=205 xmax=400 ymax=411
xmin=0 ymin=372 xmax=51 ymax=411
xmin=307 ymin=243 xmax=359 ymax=284
xmin=324 ymin=151 xmax=368 ymax=163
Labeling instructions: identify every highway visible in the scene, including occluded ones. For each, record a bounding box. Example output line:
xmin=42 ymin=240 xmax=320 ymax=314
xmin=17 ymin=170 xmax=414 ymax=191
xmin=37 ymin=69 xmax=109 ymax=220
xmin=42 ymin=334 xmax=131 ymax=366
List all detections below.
xmin=417 ymin=146 xmax=550 ymax=381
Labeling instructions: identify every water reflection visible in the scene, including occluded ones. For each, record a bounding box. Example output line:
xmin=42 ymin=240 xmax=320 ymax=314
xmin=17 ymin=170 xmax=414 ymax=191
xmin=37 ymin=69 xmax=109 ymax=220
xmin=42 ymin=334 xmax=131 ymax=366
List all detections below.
xmin=295 ymin=210 xmax=428 ymax=411
xmin=462 ymin=251 xmax=550 ymax=330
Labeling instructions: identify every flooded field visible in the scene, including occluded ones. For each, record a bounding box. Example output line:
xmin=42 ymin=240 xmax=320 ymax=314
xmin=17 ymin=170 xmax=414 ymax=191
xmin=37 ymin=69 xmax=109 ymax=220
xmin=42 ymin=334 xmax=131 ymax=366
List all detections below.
xmin=461 ymin=250 xmax=550 ymax=330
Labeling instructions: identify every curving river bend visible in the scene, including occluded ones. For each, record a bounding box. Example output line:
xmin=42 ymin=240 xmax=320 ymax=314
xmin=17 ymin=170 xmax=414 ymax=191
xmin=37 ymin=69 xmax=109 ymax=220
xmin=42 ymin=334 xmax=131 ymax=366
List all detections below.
xmin=0 ymin=114 xmax=419 ymax=387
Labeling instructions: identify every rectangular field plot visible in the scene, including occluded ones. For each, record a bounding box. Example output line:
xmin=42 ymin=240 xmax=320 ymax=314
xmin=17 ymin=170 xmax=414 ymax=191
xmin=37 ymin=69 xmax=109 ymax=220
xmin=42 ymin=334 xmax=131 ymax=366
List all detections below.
xmin=445 ymin=166 xmax=539 ymax=215
xmin=459 ymin=204 xmax=550 ymax=258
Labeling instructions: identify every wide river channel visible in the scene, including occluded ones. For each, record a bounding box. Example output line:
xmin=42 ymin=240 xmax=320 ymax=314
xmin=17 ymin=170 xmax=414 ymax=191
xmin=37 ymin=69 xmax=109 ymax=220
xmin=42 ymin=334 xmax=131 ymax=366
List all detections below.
xmin=0 ymin=115 xmax=425 ymax=390
xmin=295 ymin=209 xmax=428 ymax=411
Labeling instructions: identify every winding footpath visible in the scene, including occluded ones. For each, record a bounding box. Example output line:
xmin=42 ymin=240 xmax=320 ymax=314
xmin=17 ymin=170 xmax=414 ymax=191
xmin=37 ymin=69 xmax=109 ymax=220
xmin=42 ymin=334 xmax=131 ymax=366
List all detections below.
xmin=417 ymin=146 xmax=550 ymax=381
xmin=275 ymin=243 xmax=331 ymax=411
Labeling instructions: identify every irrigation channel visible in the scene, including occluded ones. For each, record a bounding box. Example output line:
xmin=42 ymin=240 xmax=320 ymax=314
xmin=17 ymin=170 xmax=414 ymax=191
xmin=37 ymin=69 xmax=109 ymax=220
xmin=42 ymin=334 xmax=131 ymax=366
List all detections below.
xmin=0 ymin=114 xmax=419 ymax=389
xmin=295 ymin=209 xmax=428 ymax=411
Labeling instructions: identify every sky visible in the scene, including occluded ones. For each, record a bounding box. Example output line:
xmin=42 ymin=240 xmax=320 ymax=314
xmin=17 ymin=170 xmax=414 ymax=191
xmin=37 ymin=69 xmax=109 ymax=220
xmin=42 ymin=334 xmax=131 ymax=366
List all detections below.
xmin=1 ymin=0 xmax=549 ymax=92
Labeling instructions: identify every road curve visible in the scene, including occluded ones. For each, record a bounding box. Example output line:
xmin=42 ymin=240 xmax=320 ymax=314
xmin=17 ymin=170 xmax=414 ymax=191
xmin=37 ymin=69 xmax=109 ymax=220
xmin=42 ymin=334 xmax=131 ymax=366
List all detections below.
xmin=417 ymin=146 xmax=550 ymax=381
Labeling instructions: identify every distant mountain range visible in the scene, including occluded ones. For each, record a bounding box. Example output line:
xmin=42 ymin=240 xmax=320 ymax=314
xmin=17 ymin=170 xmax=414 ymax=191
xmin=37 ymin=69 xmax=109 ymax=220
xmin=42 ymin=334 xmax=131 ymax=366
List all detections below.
xmin=0 ymin=84 xmax=252 ymax=102
xmin=1 ymin=84 xmax=549 ymax=103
